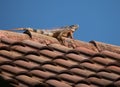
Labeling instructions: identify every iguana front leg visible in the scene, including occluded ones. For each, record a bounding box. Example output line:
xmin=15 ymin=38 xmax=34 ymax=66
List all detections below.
xmin=56 ymin=30 xmax=73 ymax=44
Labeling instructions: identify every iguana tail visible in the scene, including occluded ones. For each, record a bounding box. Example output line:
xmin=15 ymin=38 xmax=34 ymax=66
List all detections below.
xmin=7 ymin=28 xmax=34 ymax=31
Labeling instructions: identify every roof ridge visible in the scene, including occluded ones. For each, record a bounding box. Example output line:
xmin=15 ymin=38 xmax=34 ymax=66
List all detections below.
xmin=0 ymin=30 xmax=120 ymax=54
xmin=0 ymin=30 xmax=59 ymax=44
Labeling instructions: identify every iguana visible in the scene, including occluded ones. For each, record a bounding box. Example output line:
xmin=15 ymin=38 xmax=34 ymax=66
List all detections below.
xmin=8 ymin=24 xmax=79 ymax=44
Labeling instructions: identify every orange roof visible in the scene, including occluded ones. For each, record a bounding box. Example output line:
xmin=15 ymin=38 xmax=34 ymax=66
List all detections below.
xmin=0 ymin=30 xmax=120 ymax=87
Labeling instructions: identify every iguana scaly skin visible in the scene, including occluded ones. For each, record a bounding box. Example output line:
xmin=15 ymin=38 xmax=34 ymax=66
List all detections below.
xmin=8 ymin=24 xmax=79 ymax=43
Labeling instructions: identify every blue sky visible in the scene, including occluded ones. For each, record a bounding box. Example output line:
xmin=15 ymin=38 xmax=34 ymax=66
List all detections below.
xmin=0 ymin=0 xmax=120 ymax=45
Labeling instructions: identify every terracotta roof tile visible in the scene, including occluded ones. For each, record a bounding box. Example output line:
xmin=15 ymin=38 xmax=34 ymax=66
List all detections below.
xmin=75 ymin=80 xmax=100 ymax=87
xmin=25 ymin=55 xmax=51 ymax=64
xmin=58 ymin=73 xmax=84 ymax=84
xmin=11 ymin=45 xmax=36 ymax=54
xmin=101 ymin=50 xmax=120 ymax=60
xmin=0 ymin=37 xmax=17 ymax=45
xmin=92 ymin=57 xmax=116 ymax=66
xmin=48 ymin=44 xmax=73 ymax=53
xmin=0 ymin=65 xmax=27 ymax=75
xmin=22 ymin=40 xmax=47 ymax=49
xmin=39 ymin=49 xmax=62 ymax=58
xmin=0 ymin=50 xmax=21 ymax=60
xmin=13 ymin=60 xmax=39 ymax=70
xmin=65 ymin=53 xmax=89 ymax=63
xmin=53 ymin=58 xmax=78 ymax=68
xmin=46 ymin=79 xmax=72 ymax=87
xmin=97 ymin=71 xmax=120 ymax=81
xmin=70 ymin=67 xmax=95 ymax=77
xmin=30 ymin=69 xmax=55 ymax=79
xmin=0 ymin=56 xmax=11 ymax=64
xmin=106 ymin=65 xmax=120 ymax=75
xmin=75 ymin=47 xmax=98 ymax=56
xmin=80 ymin=62 xmax=104 ymax=72
xmin=75 ymin=83 xmax=91 ymax=87
xmin=0 ymin=30 xmax=120 ymax=87
xmin=87 ymin=77 xmax=112 ymax=86
xmin=15 ymin=75 xmax=42 ymax=87
xmin=114 ymin=80 xmax=120 ymax=87
xmin=42 ymin=64 xmax=66 ymax=73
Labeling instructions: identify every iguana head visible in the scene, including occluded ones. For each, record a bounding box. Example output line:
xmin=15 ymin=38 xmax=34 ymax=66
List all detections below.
xmin=69 ymin=24 xmax=79 ymax=32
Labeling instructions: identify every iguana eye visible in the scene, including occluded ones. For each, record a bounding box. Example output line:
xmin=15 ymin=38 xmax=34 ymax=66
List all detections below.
xmin=70 ymin=25 xmax=74 ymax=28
